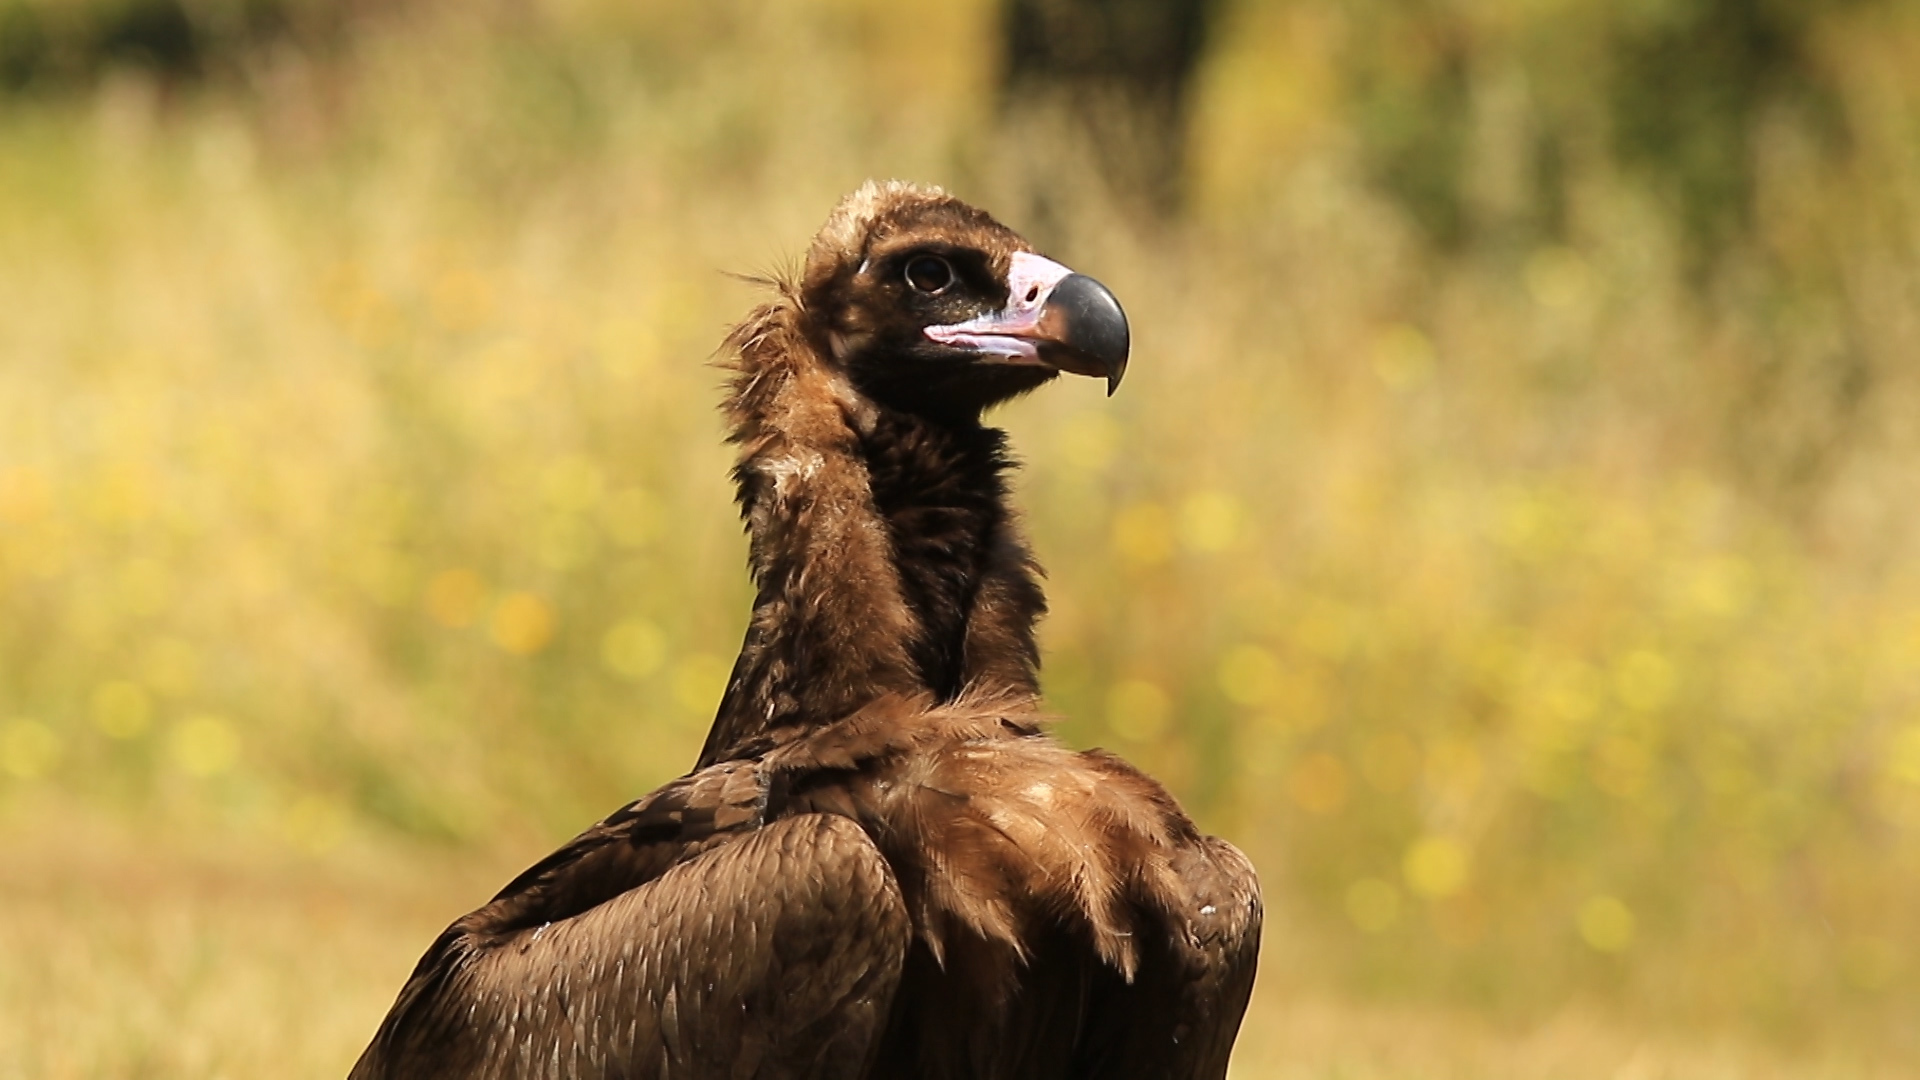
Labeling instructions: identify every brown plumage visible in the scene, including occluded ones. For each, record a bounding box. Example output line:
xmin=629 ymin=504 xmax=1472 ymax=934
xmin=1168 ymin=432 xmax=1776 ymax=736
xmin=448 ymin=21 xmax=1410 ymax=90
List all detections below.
xmin=351 ymin=181 xmax=1260 ymax=1080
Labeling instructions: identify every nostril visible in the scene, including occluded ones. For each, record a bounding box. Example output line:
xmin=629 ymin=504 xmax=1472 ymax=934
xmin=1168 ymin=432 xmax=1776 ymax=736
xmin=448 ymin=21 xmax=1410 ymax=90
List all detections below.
xmin=1025 ymin=286 xmax=1039 ymax=302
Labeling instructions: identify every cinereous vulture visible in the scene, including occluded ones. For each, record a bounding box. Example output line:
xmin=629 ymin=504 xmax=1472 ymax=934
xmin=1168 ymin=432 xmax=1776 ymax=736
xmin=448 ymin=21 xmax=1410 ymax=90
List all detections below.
xmin=351 ymin=181 xmax=1260 ymax=1080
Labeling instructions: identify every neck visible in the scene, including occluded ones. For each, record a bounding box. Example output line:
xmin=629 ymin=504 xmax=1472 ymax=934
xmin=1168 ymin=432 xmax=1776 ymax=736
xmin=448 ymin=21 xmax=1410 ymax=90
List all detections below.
xmin=697 ymin=296 xmax=1045 ymax=767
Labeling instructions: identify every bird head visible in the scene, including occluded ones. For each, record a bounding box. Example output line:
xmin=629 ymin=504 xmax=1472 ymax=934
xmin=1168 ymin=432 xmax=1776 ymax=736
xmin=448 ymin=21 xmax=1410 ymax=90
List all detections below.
xmin=797 ymin=181 xmax=1129 ymax=421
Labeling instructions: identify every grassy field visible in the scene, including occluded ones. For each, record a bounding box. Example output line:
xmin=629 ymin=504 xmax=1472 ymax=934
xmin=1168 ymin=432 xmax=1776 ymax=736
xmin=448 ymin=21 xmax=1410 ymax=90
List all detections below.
xmin=2 ymin=1 xmax=1919 ymax=1075
xmin=1 ymin=812 xmax=1906 ymax=1080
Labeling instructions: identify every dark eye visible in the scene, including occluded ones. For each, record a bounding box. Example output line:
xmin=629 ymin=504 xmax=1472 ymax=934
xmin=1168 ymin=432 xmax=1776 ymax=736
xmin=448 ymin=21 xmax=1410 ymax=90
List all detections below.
xmin=904 ymin=255 xmax=954 ymax=294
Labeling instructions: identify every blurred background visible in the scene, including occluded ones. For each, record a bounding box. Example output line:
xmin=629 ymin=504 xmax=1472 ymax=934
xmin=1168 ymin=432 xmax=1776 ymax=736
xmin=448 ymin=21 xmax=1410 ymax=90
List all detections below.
xmin=2 ymin=0 xmax=1918 ymax=1075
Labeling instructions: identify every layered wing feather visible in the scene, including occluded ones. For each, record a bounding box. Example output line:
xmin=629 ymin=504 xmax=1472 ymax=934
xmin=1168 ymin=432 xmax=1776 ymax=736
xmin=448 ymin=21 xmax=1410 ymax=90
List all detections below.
xmin=350 ymin=792 xmax=909 ymax=1080
xmin=354 ymin=694 xmax=1259 ymax=1080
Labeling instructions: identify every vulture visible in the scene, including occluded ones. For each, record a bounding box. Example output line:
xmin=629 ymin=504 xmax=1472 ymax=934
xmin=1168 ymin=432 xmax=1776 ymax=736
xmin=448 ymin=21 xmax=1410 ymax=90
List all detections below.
xmin=351 ymin=181 xmax=1261 ymax=1080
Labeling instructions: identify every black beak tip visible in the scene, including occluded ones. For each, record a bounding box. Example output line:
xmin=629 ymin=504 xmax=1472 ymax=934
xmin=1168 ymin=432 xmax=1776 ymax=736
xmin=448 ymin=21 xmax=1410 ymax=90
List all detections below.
xmin=1051 ymin=273 xmax=1131 ymax=394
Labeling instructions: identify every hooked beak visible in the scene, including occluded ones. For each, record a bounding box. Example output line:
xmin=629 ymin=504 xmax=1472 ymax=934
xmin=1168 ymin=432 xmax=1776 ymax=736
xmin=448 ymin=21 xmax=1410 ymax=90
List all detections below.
xmin=923 ymin=251 xmax=1131 ymax=395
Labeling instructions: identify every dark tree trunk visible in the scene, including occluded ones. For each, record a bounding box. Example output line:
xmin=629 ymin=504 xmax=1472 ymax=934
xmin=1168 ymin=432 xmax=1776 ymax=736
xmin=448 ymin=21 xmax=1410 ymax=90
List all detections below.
xmin=998 ymin=0 xmax=1219 ymax=216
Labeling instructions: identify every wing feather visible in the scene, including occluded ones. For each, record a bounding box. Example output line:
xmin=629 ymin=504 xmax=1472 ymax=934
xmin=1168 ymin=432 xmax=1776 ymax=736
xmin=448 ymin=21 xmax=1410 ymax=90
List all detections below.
xmin=351 ymin=815 xmax=909 ymax=1080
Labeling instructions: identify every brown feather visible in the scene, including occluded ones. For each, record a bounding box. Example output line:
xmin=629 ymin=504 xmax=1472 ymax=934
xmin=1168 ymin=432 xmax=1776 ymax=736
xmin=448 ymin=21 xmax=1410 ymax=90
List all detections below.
xmin=351 ymin=181 xmax=1260 ymax=1080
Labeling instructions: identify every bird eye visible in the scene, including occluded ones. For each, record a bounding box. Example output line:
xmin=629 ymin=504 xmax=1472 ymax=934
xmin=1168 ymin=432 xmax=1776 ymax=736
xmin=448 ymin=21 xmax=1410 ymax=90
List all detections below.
xmin=904 ymin=256 xmax=954 ymax=294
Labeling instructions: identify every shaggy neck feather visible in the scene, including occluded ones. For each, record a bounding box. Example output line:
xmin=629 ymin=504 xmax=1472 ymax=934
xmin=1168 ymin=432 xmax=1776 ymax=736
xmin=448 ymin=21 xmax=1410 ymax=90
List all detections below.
xmin=697 ymin=294 xmax=1045 ymax=767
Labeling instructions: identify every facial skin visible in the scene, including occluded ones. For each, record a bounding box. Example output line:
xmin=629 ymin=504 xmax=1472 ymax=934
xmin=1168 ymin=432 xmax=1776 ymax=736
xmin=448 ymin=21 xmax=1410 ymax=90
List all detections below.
xmin=800 ymin=197 xmax=1129 ymax=424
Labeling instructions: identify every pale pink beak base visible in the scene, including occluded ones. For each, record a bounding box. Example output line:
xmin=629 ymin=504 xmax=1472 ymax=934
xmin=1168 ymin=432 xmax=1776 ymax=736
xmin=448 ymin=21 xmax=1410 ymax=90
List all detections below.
xmin=922 ymin=252 xmax=1076 ymax=362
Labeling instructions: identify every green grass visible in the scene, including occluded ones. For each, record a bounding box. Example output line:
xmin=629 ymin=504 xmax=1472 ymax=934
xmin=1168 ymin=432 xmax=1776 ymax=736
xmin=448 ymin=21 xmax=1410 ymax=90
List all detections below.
xmin=2 ymin=1 xmax=1919 ymax=1074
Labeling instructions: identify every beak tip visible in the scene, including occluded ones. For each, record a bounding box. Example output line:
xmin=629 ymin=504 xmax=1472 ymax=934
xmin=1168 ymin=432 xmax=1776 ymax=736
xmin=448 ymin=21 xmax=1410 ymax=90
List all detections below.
xmin=1045 ymin=272 xmax=1130 ymax=397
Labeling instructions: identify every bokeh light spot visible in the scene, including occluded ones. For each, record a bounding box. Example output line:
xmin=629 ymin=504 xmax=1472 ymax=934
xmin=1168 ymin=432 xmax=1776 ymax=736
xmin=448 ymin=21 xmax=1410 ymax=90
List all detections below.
xmin=139 ymin=636 xmax=200 ymax=698
xmin=1525 ymin=246 xmax=1594 ymax=310
xmin=1542 ymin=661 xmax=1602 ymax=728
xmin=602 ymin=619 xmax=667 ymax=681
xmin=118 ymin=557 xmax=174 ymax=616
xmin=92 ymin=681 xmax=152 ymax=739
xmin=1404 ymin=836 xmax=1470 ymax=898
xmin=1371 ymin=323 xmax=1435 ymax=388
xmin=1685 ymin=557 xmax=1755 ymax=619
xmin=1178 ymin=491 xmax=1244 ymax=553
xmin=1217 ymin=644 xmax=1280 ymax=706
xmin=1577 ymin=895 xmax=1636 ymax=952
xmin=1112 ymin=502 xmax=1175 ymax=567
xmin=90 ymin=467 xmax=156 ymax=526
xmin=542 ymin=455 xmax=606 ymax=512
xmin=351 ymin=545 xmax=417 ymax=607
xmin=1613 ymin=649 xmax=1676 ymax=713
xmin=535 ymin=514 xmax=598 ymax=571
xmin=471 ymin=338 xmax=541 ymax=403
xmin=1 ymin=719 xmax=62 ymax=779
xmin=1426 ymin=738 xmax=1484 ymax=799
xmin=1290 ymin=598 xmax=1357 ymax=661
xmin=0 ymin=465 xmax=50 ymax=523
xmin=284 ymin=795 xmax=350 ymax=855
xmin=1883 ymin=723 xmax=1920 ymax=787
xmin=1345 ymin=877 xmax=1402 ymax=933
xmin=1592 ymin=735 xmax=1654 ymax=800
xmin=430 ymin=268 xmax=495 ymax=331
xmin=425 ymin=569 xmax=488 ymax=628
xmin=601 ymin=487 xmax=662 ymax=548
xmin=1496 ymin=488 xmax=1557 ymax=559
xmin=1058 ymin=412 xmax=1119 ymax=473
xmin=490 ymin=593 xmax=557 ymax=655
xmin=672 ymin=653 xmax=732 ymax=716
xmin=168 ymin=715 xmax=239 ymax=777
